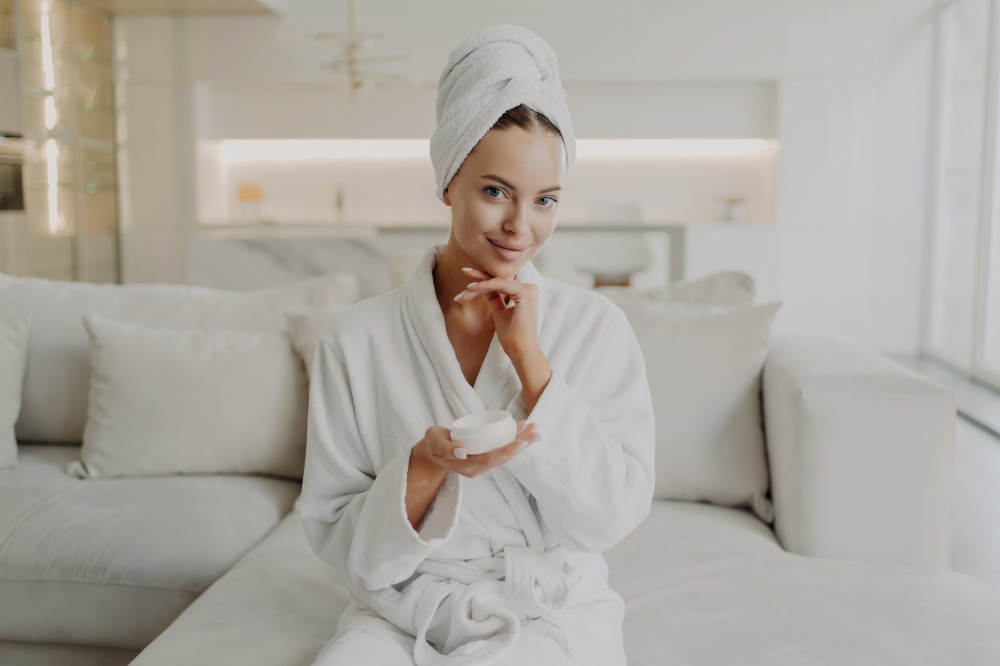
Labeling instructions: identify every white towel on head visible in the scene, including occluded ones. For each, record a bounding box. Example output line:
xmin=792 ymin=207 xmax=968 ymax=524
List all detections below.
xmin=429 ymin=24 xmax=576 ymax=204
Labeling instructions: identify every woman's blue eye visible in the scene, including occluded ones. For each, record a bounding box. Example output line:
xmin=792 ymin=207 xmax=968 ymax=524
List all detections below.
xmin=482 ymin=186 xmax=557 ymax=207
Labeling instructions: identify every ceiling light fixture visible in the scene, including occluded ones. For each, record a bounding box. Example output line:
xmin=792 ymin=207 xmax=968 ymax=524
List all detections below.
xmin=259 ymin=0 xmax=420 ymax=100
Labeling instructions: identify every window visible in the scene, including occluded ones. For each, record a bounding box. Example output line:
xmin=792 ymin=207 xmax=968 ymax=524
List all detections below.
xmin=924 ymin=0 xmax=1000 ymax=390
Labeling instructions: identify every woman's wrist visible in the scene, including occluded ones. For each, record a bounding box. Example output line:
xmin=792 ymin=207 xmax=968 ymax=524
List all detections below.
xmin=511 ymin=347 xmax=552 ymax=414
xmin=405 ymin=440 xmax=449 ymax=531
xmin=411 ymin=439 xmax=448 ymax=479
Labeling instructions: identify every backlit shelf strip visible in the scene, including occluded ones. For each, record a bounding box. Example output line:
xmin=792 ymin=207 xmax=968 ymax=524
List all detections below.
xmin=215 ymin=139 xmax=780 ymax=164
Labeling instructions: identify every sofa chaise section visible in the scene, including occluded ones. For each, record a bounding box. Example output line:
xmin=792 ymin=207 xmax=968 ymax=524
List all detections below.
xmin=128 ymin=498 xmax=1000 ymax=665
xmin=0 ymin=444 xmax=300 ymax=661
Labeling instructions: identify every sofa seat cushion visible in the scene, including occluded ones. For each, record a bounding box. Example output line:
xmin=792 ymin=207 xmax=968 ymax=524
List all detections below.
xmin=130 ymin=507 xmax=351 ymax=666
xmin=606 ymin=503 xmax=1000 ymax=665
xmin=0 ymin=444 xmax=300 ymax=649
xmin=0 ymin=641 xmax=138 ymax=666
xmin=131 ymin=499 xmax=1000 ymax=665
xmin=126 ymin=500 xmax=767 ymax=666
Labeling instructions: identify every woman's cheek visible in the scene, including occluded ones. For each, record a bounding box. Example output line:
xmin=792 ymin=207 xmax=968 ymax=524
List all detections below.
xmin=460 ymin=207 xmax=499 ymax=236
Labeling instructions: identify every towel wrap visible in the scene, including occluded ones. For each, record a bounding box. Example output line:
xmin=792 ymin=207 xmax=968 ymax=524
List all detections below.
xmin=429 ymin=24 xmax=577 ymax=204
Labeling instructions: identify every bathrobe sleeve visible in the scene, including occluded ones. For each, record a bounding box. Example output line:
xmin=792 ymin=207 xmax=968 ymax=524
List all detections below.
xmin=502 ymin=306 xmax=655 ymax=554
xmin=298 ymin=334 xmax=463 ymax=591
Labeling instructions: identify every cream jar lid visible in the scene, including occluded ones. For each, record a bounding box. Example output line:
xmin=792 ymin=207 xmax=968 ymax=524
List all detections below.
xmin=451 ymin=410 xmax=514 ymax=436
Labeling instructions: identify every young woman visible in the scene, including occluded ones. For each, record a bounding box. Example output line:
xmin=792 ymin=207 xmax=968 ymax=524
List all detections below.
xmin=299 ymin=24 xmax=655 ymax=666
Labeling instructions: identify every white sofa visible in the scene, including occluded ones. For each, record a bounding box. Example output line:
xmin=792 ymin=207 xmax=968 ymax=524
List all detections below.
xmin=2 ymin=269 xmax=1000 ymax=666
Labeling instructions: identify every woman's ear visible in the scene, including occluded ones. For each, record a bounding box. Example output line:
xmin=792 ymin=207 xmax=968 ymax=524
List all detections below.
xmin=443 ymin=187 xmax=451 ymax=206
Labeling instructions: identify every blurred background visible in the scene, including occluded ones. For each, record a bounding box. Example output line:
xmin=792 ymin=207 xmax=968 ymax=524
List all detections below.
xmin=0 ymin=0 xmax=996 ymax=386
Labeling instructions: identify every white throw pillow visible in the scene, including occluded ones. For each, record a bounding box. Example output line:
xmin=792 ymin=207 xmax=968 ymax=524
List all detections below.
xmin=285 ymin=305 xmax=351 ymax=380
xmin=0 ymin=313 xmax=32 ymax=468
xmin=68 ymin=314 xmax=309 ymax=480
xmin=609 ymin=298 xmax=783 ymax=524
xmin=0 ymin=272 xmax=358 ymax=443
xmin=596 ymin=270 xmax=756 ymax=306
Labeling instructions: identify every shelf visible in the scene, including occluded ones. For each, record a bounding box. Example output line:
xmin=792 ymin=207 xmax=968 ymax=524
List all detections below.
xmin=197 ymin=219 xmax=765 ymax=230
xmin=193 ymin=220 xmax=768 ymax=241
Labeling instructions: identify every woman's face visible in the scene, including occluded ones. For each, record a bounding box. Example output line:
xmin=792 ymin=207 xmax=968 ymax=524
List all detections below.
xmin=442 ymin=126 xmax=565 ymax=279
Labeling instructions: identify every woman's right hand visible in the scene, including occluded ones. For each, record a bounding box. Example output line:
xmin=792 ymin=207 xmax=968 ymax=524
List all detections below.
xmin=415 ymin=420 xmax=541 ymax=478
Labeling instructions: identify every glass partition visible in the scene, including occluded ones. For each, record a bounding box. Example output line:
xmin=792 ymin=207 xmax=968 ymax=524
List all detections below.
xmin=16 ymin=0 xmax=120 ymax=282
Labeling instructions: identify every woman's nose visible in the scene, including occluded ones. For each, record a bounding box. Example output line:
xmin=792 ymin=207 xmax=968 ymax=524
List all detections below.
xmin=502 ymin=203 xmax=531 ymax=234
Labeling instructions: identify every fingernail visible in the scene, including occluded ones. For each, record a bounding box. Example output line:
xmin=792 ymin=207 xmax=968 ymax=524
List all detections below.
xmin=454 ymin=448 xmax=467 ymax=459
xmin=467 ymin=282 xmax=478 ymax=288
xmin=461 ymin=267 xmax=473 ymax=272
xmin=454 ymin=290 xmax=466 ymax=301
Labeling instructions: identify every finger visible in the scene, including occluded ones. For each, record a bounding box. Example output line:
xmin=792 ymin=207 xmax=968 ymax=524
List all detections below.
xmin=430 ymin=428 xmax=460 ymax=458
xmin=483 ymin=431 xmax=540 ymax=465
xmin=461 ymin=277 xmax=529 ymax=301
xmin=515 ymin=430 xmax=536 ymax=447
xmin=461 ymin=267 xmax=492 ymax=279
xmin=521 ymin=429 xmax=542 ymax=444
xmin=484 ymin=441 xmax=537 ymax=469
xmin=427 ymin=425 xmax=449 ymax=438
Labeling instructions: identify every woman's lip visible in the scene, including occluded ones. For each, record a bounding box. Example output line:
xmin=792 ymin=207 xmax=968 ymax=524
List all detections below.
xmin=489 ymin=239 xmax=526 ymax=251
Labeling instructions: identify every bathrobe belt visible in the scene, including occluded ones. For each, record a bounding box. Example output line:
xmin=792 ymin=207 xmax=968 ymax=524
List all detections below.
xmin=406 ymin=544 xmax=580 ymax=665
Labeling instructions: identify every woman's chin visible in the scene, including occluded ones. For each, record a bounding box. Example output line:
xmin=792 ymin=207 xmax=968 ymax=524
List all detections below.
xmin=456 ymin=238 xmax=533 ymax=278
xmin=478 ymin=254 xmax=523 ymax=278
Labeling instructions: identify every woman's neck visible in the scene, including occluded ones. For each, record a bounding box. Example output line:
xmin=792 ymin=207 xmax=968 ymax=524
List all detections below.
xmin=434 ymin=238 xmax=494 ymax=330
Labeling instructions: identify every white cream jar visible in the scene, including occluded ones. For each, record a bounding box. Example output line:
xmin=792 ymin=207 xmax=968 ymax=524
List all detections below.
xmin=449 ymin=410 xmax=518 ymax=455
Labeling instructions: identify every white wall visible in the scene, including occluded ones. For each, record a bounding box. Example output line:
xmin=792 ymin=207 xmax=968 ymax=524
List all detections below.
xmin=114 ymin=0 xmax=937 ymax=355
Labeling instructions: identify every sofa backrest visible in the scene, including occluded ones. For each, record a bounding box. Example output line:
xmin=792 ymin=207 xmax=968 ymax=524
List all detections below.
xmin=0 ymin=272 xmax=359 ymax=444
xmin=597 ymin=270 xmax=781 ymax=525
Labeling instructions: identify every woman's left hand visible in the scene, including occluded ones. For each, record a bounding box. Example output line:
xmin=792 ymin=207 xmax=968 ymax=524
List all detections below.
xmin=457 ymin=266 xmax=541 ymax=361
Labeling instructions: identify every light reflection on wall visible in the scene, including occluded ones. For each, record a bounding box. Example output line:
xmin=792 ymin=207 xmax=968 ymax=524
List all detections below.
xmin=40 ymin=10 xmax=66 ymax=236
xmin=44 ymin=139 xmax=64 ymax=236
xmin=199 ymin=139 xmax=779 ymax=226
xmin=41 ymin=14 xmax=58 ymax=131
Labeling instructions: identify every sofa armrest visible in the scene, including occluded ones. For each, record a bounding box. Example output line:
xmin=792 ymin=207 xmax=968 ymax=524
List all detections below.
xmin=762 ymin=332 xmax=956 ymax=570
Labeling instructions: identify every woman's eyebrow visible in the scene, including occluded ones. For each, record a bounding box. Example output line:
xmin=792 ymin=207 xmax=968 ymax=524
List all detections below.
xmin=481 ymin=174 xmax=561 ymax=194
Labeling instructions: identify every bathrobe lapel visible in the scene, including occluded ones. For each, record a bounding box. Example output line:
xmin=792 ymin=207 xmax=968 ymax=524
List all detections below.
xmin=402 ymin=243 xmax=547 ymax=421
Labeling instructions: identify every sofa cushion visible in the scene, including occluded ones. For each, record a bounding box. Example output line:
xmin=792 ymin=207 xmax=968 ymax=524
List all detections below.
xmin=127 ymin=499 xmax=1000 ymax=665
xmin=285 ymin=305 xmax=350 ymax=381
xmin=0 ymin=272 xmax=359 ymax=444
xmin=0 ymin=641 xmax=138 ymax=666
xmin=606 ymin=502 xmax=1000 ymax=665
xmin=0 ymin=313 xmax=31 ymax=469
xmin=596 ymin=269 xmax=756 ymax=306
xmin=67 ymin=315 xmax=308 ymax=480
xmin=608 ymin=299 xmax=782 ymax=524
xmin=0 ymin=444 xmax=300 ymax=649
xmin=126 ymin=501 xmax=779 ymax=666
xmin=129 ymin=509 xmax=352 ymax=666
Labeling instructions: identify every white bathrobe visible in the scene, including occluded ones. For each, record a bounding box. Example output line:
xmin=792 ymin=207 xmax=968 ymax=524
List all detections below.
xmin=299 ymin=243 xmax=655 ymax=665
